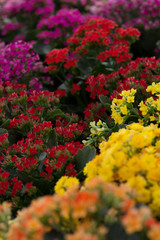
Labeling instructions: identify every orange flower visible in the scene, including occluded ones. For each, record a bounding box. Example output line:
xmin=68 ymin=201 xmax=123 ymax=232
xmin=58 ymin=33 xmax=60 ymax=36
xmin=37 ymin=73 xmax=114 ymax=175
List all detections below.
xmin=145 ymin=218 xmax=157 ymax=228
xmin=148 ymin=224 xmax=160 ymax=240
xmin=29 ymin=196 xmax=54 ymax=217
xmin=66 ymin=229 xmax=98 ymax=240
xmin=121 ymin=199 xmax=135 ymax=212
xmin=122 ymin=208 xmax=143 ymax=234
xmin=7 ymin=226 xmax=28 ymax=240
xmin=72 ymin=190 xmax=99 ymax=219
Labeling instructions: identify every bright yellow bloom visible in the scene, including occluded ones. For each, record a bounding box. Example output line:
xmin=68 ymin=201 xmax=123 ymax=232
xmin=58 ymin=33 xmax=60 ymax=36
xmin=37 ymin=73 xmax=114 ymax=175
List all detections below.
xmin=150 ymin=116 xmax=156 ymax=121
xmin=139 ymin=101 xmax=148 ymax=116
xmin=84 ymin=123 xmax=160 ymax=215
xmin=111 ymin=110 xmax=123 ymax=124
xmin=55 ymin=176 xmax=79 ymax=195
xmin=120 ymin=105 xmax=128 ymax=115
xmin=147 ymin=82 xmax=160 ymax=94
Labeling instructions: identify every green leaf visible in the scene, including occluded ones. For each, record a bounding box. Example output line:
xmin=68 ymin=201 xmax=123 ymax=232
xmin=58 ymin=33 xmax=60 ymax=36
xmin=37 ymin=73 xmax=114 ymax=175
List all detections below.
xmin=47 ymin=129 xmax=57 ymax=148
xmin=75 ymin=146 xmax=96 ymax=172
xmin=46 ymin=109 xmax=67 ymax=121
xmin=38 ymin=162 xmax=44 ymax=173
xmin=107 ymin=223 xmax=141 ymax=240
xmin=77 ymin=57 xmax=98 ymax=77
xmin=44 ymin=230 xmax=64 ymax=240
xmin=38 ymin=152 xmax=47 ymax=173
xmin=99 ymin=95 xmax=108 ymax=105
xmin=111 ymin=124 xmax=119 ymax=133
xmin=99 ymin=95 xmax=111 ymax=112
xmin=39 ymin=152 xmax=47 ymax=161
xmin=33 ymin=41 xmax=51 ymax=55
xmin=0 ymin=120 xmax=10 ymax=129
xmin=17 ymin=171 xmax=32 ymax=182
xmin=0 ymin=128 xmax=8 ymax=135
xmin=104 ymin=103 xmax=111 ymax=112
xmin=21 ymin=185 xmax=26 ymax=195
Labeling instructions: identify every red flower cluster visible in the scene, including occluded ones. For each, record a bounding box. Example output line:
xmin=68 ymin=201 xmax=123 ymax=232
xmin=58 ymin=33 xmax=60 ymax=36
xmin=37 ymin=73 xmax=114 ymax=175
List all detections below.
xmin=0 ymin=133 xmax=8 ymax=146
xmin=0 ymin=119 xmax=84 ymax=201
xmin=110 ymin=57 xmax=160 ymax=100
xmin=86 ymin=74 xmax=109 ymax=99
xmin=0 ymin=83 xmax=66 ymax=138
xmin=46 ymin=48 xmax=69 ymax=64
xmin=9 ymin=114 xmax=39 ymax=129
xmin=0 ymin=82 xmax=86 ymax=208
xmin=42 ymin=141 xmax=83 ymax=178
xmin=71 ymin=83 xmax=81 ymax=94
xmin=46 ymin=47 xmax=78 ymax=71
xmin=97 ymin=44 xmax=131 ymax=63
xmin=55 ymin=121 xmax=86 ymax=143
xmin=0 ymin=169 xmax=23 ymax=197
xmin=84 ymin=102 xmax=106 ymax=122
xmin=46 ymin=18 xmax=140 ymax=72
xmin=55 ymin=114 xmax=79 ymax=127
xmin=84 ymin=57 xmax=160 ymax=101
xmin=115 ymin=27 xmax=141 ymax=39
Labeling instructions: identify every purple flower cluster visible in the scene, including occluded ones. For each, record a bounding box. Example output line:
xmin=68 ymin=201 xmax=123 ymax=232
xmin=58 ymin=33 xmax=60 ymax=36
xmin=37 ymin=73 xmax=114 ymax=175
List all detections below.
xmin=1 ymin=0 xmax=54 ymax=18
xmin=87 ymin=0 xmax=160 ymax=30
xmin=37 ymin=8 xmax=85 ymax=45
xmin=0 ymin=0 xmax=54 ymax=40
xmin=0 ymin=40 xmax=43 ymax=90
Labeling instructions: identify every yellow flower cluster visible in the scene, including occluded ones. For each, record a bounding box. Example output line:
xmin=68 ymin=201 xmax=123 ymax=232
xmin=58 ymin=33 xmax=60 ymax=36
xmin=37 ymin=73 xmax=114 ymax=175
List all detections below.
xmin=111 ymin=82 xmax=160 ymax=126
xmin=90 ymin=120 xmax=107 ymax=137
xmin=138 ymin=82 xmax=160 ymax=124
xmin=111 ymin=89 xmax=136 ymax=124
xmin=147 ymin=82 xmax=160 ymax=94
xmin=82 ymin=120 xmax=109 ymax=147
xmin=84 ymin=122 xmax=160 ymax=215
xmin=54 ymin=176 xmax=79 ymax=195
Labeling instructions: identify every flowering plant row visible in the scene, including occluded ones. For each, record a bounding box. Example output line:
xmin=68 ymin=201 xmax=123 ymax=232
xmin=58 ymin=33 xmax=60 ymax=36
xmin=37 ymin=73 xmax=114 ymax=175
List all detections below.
xmin=46 ymin=17 xmax=140 ymax=90
xmin=2 ymin=2 xmax=160 ymax=239
xmin=2 ymin=177 xmax=160 ymax=240
xmin=0 ymin=81 xmax=96 ymax=212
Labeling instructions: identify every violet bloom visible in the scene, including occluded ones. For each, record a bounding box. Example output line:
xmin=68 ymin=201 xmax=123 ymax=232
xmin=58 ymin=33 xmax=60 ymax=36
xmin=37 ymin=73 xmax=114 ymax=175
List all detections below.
xmin=0 ymin=0 xmax=54 ymax=40
xmin=37 ymin=9 xmax=85 ymax=46
xmin=0 ymin=40 xmax=43 ymax=90
xmin=1 ymin=0 xmax=54 ymax=18
xmin=87 ymin=0 xmax=160 ymax=30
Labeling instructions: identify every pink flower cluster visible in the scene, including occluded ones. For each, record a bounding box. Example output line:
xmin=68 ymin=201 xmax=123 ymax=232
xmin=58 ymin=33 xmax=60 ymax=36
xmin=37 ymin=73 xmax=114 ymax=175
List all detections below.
xmin=37 ymin=8 xmax=85 ymax=45
xmin=88 ymin=0 xmax=160 ymax=30
xmin=0 ymin=41 xmax=44 ymax=90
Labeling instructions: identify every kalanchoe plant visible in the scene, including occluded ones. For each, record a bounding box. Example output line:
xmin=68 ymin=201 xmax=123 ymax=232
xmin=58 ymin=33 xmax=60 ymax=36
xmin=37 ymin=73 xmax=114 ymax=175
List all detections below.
xmin=45 ymin=18 xmax=140 ymax=101
xmin=0 ymin=82 xmax=97 ymax=213
xmin=0 ymin=120 xmax=85 ymax=213
xmin=85 ymin=57 xmax=160 ymax=102
xmin=0 ymin=40 xmax=46 ymax=91
xmin=111 ymin=82 xmax=160 ymax=126
xmin=84 ymin=122 xmax=160 ymax=216
xmin=87 ymin=0 xmax=160 ymax=30
xmin=0 ymin=0 xmax=55 ymax=43
xmin=37 ymin=8 xmax=85 ymax=48
xmin=82 ymin=57 xmax=160 ymax=149
xmin=6 ymin=177 xmax=160 ymax=240
xmin=0 ymin=202 xmax=11 ymax=240
xmin=82 ymin=119 xmax=109 ymax=147
xmin=87 ymin=0 xmax=160 ymax=57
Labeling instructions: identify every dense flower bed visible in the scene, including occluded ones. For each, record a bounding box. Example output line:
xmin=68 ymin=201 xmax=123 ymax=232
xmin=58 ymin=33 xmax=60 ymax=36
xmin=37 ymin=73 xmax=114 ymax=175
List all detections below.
xmin=3 ymin=178 xmax=160 ymax=240
xmin=1 ymin=1 xmax=160 ymax=240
